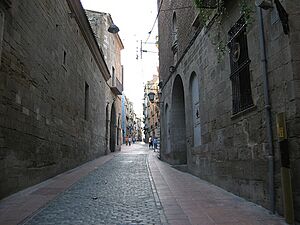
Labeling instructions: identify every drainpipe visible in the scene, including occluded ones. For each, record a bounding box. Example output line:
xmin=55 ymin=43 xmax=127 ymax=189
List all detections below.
xmin=257 ymin=7 xmax=275 ymax=214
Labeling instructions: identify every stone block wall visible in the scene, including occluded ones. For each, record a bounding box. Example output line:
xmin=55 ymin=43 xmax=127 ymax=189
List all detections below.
xmin=0 ymin=0 xmax=113 ymax=198
xmin=157 ymin=0 xmax=198 ymax=85
xmin=159 ymin=0 xmax=300 ymax=218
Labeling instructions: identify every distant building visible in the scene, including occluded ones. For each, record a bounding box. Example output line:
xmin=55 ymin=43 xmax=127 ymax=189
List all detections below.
xmin=121 ymin=95 xmax=141 ymax=143
xmin=143 ymin=75 xmax=160 ymax=144
xmin=86 ymin=10 xmax=124 ymax=152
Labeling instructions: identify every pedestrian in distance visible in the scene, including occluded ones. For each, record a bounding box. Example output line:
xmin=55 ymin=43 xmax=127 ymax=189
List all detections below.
xmin=125 ymin=136 xmax=129 ymax=146
xmin=128 ymin=136 xmax=132 ymax=146
xmin=148 ymin=136 xmax=153 ymax=149
xmin=153 ymin=137 xmax=158 ymax=152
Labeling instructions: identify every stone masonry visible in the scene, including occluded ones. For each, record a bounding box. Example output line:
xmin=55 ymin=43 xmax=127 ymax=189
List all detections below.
xmin=0 ymin=0 xmax=121 ymax=199
xmin=158 ymin=0 xmax=300 ymax=221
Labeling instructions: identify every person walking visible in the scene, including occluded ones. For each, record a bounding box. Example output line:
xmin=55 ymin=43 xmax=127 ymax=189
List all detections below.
xmin=128 ymin=136 xmax=132 ymax=146
xmin=148 ymin=136 xmax=152 ymax=149
xmin=153 ymin=137 xmax=158 ymax=152
xmin=125 ymin=136 xmax=129 ymax=146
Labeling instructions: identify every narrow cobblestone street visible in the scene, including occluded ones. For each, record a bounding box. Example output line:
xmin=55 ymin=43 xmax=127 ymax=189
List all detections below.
xmin=0 ymin=143 xmax=287 ymax=225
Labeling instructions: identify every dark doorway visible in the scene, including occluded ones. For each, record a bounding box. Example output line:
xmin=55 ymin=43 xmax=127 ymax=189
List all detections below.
xmin=110 ymin=103 xmax=116 ymax=152
xmin=105 ymin=104 xmax=109 ymax=155
xmin=171 ymin=75 xmax=187 ymax=164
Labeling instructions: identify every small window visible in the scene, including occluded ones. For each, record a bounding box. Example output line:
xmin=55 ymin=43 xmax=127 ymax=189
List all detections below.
xmin=84 ymin=82 xmax=89 ymax=120
xmin=63 ymin=50 xmax=67 ymax=65
xmin=112 ymin=66 xmax=115 ymax=86
xmin=228 ymin=16 xmax=253 ymax=115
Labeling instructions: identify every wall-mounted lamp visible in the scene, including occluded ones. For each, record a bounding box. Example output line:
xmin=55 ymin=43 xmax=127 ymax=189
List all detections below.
xmin=148 ymin=92 xmax=155 ymax=103
xmin=108 ymin=24 xmax=120 ymax=34
xmin=169 ymin=66 xmax=175 ymax=73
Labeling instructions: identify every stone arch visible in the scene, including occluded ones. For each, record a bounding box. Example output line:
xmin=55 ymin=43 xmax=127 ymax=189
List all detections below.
xmin=109 ymin=102 xmax=116 ymax=152
xmin=190 ymin=72 xmax=201 ymax=147
xmin=171 ymin=75 xmax=187 ymax=164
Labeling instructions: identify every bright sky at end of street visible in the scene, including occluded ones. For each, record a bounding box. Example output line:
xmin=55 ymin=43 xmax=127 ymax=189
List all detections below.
xmin=80 ymin=0 xmax=159 ymax=118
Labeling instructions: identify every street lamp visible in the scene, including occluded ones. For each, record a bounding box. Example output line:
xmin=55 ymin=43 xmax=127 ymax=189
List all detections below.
xmin=108 ymin=24 xmax=120 ymax=33
xmin=148 ymin=92 xmax=155 ymax=103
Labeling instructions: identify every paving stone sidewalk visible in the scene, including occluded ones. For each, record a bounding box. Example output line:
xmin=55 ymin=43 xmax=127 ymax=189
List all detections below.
xmin=148 ymin=148 xmax=288 ymax=225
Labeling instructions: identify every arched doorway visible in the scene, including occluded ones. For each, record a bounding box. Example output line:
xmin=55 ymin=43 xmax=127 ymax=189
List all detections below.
xmin=110 ymin=103 xmax=116 ymax=152
xmin=165 ymin=103 xmax=171 ymax=154
xmin=105 ymin=104 xmax=109 ymax=155
xmin=171 ymin=75 xmax=187 ymax=164
xmin=117 ymin=116 xmax=120 ymax=146
xmin=190 ymin=72 xmax=201 ymax=147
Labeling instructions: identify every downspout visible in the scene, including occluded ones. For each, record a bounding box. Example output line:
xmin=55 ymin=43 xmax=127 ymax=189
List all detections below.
xmin=257 ymin=7 xmax=275 ymax=214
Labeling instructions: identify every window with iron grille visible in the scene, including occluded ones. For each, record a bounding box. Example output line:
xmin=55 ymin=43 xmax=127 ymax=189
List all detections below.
xmin=228 ymin=16 xmax=253 ymax=115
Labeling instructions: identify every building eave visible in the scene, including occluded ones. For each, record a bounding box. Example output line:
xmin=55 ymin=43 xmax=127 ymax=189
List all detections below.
xmin=66 ymin=0 xmax=111 ymax=81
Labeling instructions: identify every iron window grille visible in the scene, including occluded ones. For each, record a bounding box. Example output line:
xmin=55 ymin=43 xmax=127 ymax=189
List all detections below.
xmin=228 ymin=16 xmax=253 ymax=115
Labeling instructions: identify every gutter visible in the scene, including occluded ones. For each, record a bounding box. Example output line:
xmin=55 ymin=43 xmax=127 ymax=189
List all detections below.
xmin=257 ymin=7 xmax=275 ymax=214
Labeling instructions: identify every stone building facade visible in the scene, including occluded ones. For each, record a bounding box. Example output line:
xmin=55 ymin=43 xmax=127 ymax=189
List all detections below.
xmin=86 ymin=10 xmax=124 ymax=153
xmin=158 ymin=0 xmax=300 ymax=221
xmin=0 ymin=0 xmax=122 ymax=199
xmin=143 ymin=74 xmax=160 ymax=144
xmin=121 ymin=94 xmax=141 ymax=142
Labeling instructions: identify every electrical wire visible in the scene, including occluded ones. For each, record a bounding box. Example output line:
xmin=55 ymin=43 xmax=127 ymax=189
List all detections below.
xmin=145 ymin=0 xmax=164 ymax=44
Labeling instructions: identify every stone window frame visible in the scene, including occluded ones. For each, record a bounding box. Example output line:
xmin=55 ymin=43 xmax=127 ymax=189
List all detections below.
xmin=228 ymin=16 xmax=254 ymax=115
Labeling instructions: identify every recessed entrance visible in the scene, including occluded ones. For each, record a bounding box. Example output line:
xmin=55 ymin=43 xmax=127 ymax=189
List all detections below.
xmin=171 ymin=75 xmax=187 ymax=164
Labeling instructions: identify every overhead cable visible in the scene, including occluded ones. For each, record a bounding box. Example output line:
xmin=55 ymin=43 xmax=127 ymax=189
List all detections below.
xmin=145 ymin=0 xmax=164 ymax=43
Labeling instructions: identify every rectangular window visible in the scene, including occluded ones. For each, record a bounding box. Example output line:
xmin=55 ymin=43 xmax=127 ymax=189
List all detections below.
xmin=63 ymin=50 xmax=67 ymax=65
xmin=228 ymin=16 xmax=253 ymax=115
xmin=112 ymin=66 xmax=115 ymax=86
xmin=84 ymin=82 xmax=89 ymax=120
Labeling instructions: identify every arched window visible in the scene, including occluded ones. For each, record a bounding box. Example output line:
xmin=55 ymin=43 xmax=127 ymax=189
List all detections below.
xmin=171 ymin=12 xmax=178 ymax=63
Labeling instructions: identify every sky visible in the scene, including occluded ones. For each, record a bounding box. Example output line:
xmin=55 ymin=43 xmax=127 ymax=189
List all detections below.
xmin=80 ymin=0 xmax=159 ymax=118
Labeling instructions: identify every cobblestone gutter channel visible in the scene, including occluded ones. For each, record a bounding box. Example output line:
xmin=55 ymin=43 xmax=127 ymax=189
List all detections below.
xmin=22 ymin=154 xmax=164 ymax=225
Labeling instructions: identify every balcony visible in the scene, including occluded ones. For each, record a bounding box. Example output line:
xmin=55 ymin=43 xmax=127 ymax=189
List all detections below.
xmin=110 ymin=77 xmax=123 ymax=95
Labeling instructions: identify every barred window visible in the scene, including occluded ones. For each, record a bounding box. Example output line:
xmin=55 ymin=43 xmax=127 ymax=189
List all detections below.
xmin=228 ymin=17 xmax=253 ymax=115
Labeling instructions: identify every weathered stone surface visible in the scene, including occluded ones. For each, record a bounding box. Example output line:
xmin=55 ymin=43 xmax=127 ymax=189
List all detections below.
xmin=0 ymin=0 xmax=121 ymax=199
xmin=158 ymin=0 xmax=300 ymax=219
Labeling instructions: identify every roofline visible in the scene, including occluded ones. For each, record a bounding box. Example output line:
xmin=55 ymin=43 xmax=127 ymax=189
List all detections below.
xmin=85 ymin=9 xmax=124 ymax=50
xmin=66 ymin=0 xmax=111 ymax=81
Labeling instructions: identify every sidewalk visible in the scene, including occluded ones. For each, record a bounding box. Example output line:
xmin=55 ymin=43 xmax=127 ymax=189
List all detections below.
xmin=148 ymin=150 xmax=287 ymax=225
xmin=0 ymin=153 xmax=116 ymax=225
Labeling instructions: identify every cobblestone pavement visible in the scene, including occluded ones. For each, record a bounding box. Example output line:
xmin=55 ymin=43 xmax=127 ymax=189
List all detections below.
xmin=22 ymin=151 xmax=163 ymax=225
xmin=0 ymin=143 xmax=290 ymax=225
